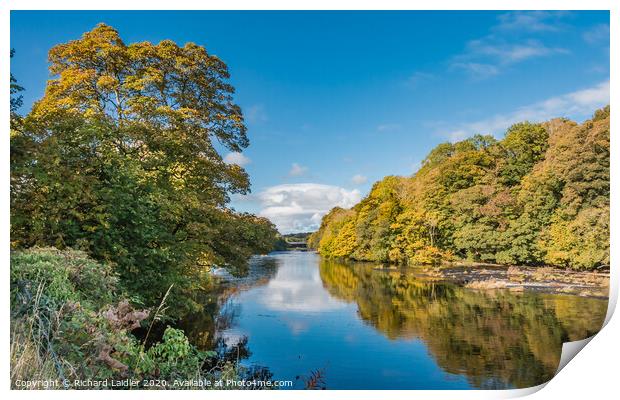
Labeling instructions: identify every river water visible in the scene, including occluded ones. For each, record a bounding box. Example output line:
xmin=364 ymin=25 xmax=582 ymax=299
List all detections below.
xmin=198 ymin=251 xmax=607 ymax=390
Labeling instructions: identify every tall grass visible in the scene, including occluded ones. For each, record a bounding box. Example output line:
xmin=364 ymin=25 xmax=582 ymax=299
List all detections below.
xmin=10 ymin=248 xmax=261 ymax=390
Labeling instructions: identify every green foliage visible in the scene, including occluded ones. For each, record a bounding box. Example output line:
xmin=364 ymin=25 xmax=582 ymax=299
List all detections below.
xmin=10 ymin=49 xmax=24 ymax=117
xmin=10 ymin=28 xmax=278 ymax=387
xmin=499 ymin=122 xmax=549 ymax=185
xmin=11 ymin=248 xmax=147 ymax=383
xmin=138 ymin=326 xmax=212 ymax=381
xmin=312 ymin=109 xmax=609 ymax=270
xmin=10 ymin=248 xmax=235 ymax=389
xmin=10 ymin=25 xmax=279 ymax=307
xmin=11 ymin=247 xmax=118 ymax=310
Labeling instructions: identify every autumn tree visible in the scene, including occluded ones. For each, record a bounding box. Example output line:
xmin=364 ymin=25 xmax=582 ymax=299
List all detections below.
xmin=11 ymin=24 xmax=278 ymax=307
xmin=311 ymin=110 xmax=609 ymax=270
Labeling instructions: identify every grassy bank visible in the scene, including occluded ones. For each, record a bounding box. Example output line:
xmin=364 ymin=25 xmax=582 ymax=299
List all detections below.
xmin=10 ymin=248 xmax=267 ymax=390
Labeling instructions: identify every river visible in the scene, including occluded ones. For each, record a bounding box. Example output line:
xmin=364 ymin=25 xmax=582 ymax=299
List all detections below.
xmin=185 ymin=251 xmax=608 ymax=390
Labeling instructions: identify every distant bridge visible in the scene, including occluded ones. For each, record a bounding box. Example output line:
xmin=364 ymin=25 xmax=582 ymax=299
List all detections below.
xmin=286 ymin=241 xmax=307 ymax=250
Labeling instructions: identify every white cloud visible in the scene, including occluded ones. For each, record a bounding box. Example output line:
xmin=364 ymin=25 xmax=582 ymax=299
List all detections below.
xmin=583 ymin=24 xmax=610 ymax=44
xmin=445 ymin=80 xmax=609 ymax=141
xmin=450 ymin=11 xmax=571 ymax=79
xmin=288 ymin=163 xmax=308 ymax=177
xmin=223 ymin=152 xmax=251 ymax=166
xmin=468 ymin=39 xmax=567 ymax=63
xmin=452 ymin=39 xmax=568 ymax=79
xmin=495 ymin=11 xmax=568 ymax=32
xmin=257 ymin=183 xmax=362 ymax=233
xmin=351 ymin=174 xmax=368 ymax=185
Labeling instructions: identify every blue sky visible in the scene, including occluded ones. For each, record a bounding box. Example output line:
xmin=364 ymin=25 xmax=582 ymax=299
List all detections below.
xmin=10 ymin=11 xmax=610 ymax=233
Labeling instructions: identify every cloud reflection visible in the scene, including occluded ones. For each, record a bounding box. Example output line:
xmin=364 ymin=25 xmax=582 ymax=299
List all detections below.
xmin=258 ymin=258 xmax=347 ymax=313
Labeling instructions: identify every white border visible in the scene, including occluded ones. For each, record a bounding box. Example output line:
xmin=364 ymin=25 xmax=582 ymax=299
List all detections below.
xmin=2 ymin=2 xmax=617 ymax=399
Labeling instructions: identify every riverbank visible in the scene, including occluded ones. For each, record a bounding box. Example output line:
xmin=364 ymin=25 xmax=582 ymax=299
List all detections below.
xmin=410 ymin=263 xmax=610 ymax=298
xmin=9 ymin=248 xmax=269 ymax=390
xmin=291 ymin=251 xmax=611 ymax=299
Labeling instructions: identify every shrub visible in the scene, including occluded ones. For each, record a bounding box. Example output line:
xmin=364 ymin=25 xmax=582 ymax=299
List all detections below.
xmin=9 ymin=248 xmax=231 ymax=389
xmin=410 ymin=246 xmax=447 ymax=265
xmin=11 ymin=247 xmax=118 ymax=309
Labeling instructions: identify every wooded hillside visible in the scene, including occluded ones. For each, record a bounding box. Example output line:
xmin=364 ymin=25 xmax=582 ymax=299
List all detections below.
xmin=309 ymin=108 xmax=610 ymax=270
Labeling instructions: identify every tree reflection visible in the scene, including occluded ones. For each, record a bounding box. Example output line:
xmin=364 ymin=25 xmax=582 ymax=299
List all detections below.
xmin=319 ymin=259 xmax=607 ymax=389
xmin=177 ymin=256 xmax=280 ymax=349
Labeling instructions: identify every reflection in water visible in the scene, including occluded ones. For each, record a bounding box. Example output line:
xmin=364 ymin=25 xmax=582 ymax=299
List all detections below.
xmin=260 ymin=253 xmax=347 ymax=313
xmin=319 ymin=258 xmax=607 ymax=389
xmin=177 ymin=256 xmax=280 ymax=350
xmin=183 ymin=252 xmax=607 ymax=390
